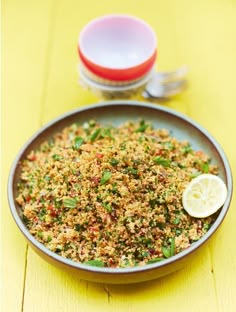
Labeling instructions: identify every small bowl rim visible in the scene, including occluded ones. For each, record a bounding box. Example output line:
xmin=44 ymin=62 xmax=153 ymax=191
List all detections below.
xmin=78 ymin=14 xmax=157 ymax=81
xmin=8 ymin=101 xmax=233 ymax=277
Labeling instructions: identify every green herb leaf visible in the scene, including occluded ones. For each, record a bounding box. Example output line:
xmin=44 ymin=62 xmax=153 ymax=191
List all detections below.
xmin=110 ymin=158 xmax=119 ymax=166
xmin=89 ymin=120 xmax=96 ymax=127
xmin=147 ymin=257 xmax=164 ymax=264
xmin=84 ymin=259 xmax=105 ymax=267
xmin=181 ymin=144 xmax=193 ymax=155
xmin=63 ymin=198 xmax=78 ymax=209
xmin=128 ymin=167 xmax=138 ymax=177
xmin=203 ymin=222 xmax=210 ymax=231
xmin=124 ymin=167 xmax=139 ymax=177
xmin=37 ymin=231 xmax=43 ymax=238
xmin=102 ymin=203 xmax=112 ymax=213
xmin=190 ymin=171 xmax=201 ymax=179
xmin=74 ymin=136 xmax=84 ymax=149
xmin=175 ymin=229 xmax=182 ymax=236
xmin=90 ymin=128 xmax=101 ymax=142
xmin=149 ymin=199 xmax=157 ymax=209
xmin=162 ymin=141 xmax=174 ymax=151
xmin=173 ymin=217 xmax=180 ymax=225
xmin=55 ymin=245 xmax=63 ymax=253
xmin=100 ymin=170 xmax=112 ymax=185
xmin=75 ymin=224 xmax=84 ymax=232
xmin=101 ymin=128 xmax=114 ymax=140
xmin=47 ymin=236 xmax=52 ymax=242
xmin=22 ymin=215 xmax=31 ymax=226
xmin=135 ymin=124 xmax=149 ymax=133
xmin=135 ymin=120 xmax=149 ymax=133
xmin=38 ymin=207 xmax=47 ymax=221
xmin=120 ymin=142 xmax=126 ymax=150
xmin=162 ymin=246 xmax=171 ymax=258
xmin=153 ymin=156 xmax=171 ymax=167
xmin=52 ymin=154 xmax=61 ymax=161
xmin=170 ymin=237 xmax=175 ymax=257
xmin=201 ymin=162 xmax=209 ymax=173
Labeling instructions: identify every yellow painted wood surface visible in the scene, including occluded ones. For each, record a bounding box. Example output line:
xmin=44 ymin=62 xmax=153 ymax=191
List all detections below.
xmin=2 ymin=0 xmax=236 ymax=311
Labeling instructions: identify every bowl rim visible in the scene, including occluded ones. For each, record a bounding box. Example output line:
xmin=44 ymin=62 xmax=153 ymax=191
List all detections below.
xmin=78 ymin=14 xmax=157 ymax=81
xmin=8 ymin=100 xmax=233 ymax=275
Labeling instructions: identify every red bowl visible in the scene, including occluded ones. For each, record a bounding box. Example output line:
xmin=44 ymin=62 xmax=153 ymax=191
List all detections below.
xmin=78 ymin=14 xmax=157 ymax=81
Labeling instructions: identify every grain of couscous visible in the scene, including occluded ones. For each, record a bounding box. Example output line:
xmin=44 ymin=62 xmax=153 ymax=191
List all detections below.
xmin=16 ymin=120 xmax=219 ymax=268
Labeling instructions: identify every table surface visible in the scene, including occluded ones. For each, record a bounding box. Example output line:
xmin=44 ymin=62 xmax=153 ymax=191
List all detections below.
xmin=2 ymin=0 xmax=236 ymax=311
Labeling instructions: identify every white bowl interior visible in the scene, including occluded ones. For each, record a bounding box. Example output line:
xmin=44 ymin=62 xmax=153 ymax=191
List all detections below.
xmin=79 ymin=15 xmax=157 ymax=69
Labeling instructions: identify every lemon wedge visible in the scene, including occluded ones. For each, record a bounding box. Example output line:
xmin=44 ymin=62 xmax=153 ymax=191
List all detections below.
xmin=182 ymin=174 xmax=227 ymax=218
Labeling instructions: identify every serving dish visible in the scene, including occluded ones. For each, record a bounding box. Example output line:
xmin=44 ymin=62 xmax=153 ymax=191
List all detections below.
xmin=8 ymin=101 xmax=233 ymax=284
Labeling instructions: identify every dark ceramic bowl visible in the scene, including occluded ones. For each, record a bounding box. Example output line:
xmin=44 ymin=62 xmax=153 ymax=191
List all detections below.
xmin=8 ymin=101 xmax=233 ymax=284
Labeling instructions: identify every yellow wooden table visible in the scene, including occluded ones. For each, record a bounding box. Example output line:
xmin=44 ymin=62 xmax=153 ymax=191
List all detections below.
xmin=2 ymin=0 xmax=236 ymax=311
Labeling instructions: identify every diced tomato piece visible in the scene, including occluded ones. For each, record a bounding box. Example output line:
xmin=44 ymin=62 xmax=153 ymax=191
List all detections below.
xmin=28 ymin=154 xmax=37 ymax=161
xmin=26 ymin=195 xmax=32 ymax=202
xmin=95 ymin=153 xmax=104 ymax=158
xmin=47 ymin=204 xmax=58 ymax=217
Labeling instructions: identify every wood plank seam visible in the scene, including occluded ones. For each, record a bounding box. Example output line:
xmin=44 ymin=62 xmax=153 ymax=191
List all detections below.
xmin=39 ymin=0 xmax=59 ymax=127
xmin=207 ymin=245 xmax=220 ymax=312
xmin=103 ymin=286 xmax=112 ymax=304
xmin=21 ymin=245 xmax=29 ymax=312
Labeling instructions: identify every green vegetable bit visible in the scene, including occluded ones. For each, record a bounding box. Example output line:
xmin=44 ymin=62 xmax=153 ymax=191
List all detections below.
xmin=110 ymin=158 xmax=119 ymax=166
xmin=162 ymin=246 xmax=171 ymax=258
xmin=52 ymin=154 xmax=61 ymax=161
xmin=100 ymin=170 xmax=112 ymax=185
xmin=22 ymin=215 xmax=31 ymax=226
xmin=74 ymin=137 xmax=84 ymax=150
xmin=153 ymin=156 xmax=171 ymax=167
xmin=201 ymin=162 xmax=209 ymax=173
xmin=90 ymin=128 xmax=101 ymax=142
xmin=173 ymin=217 xmax=180 ymax=225
xmin=181 ymin=144 xmax=193 ymax=155
xmin=162 ymin=238 xmax=175 ymax=258
xmin=84 ymin=259 xmax=105 ymax=267
xmin=135 ymin=120 xmax=149 ymax=133
xmin=100 ymin=128 xmax=114 ymax=140
xmin=170 ymin=237 xmax=175 ymax=257
xmin=75 ymin=224 xmax=85 ymax=232
xmin=63 ymin=197 xmax=78 ymax=209
xmin=37 ymin=231 xmax=43 ymax=238
xmin=147 ymin=257 xmax=164 ymax=264
xmin=102 ymin=203 xmax=112 ymax=213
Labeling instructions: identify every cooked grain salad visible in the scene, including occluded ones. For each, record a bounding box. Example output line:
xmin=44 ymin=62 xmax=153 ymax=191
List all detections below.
xmin=16 ymin=120 xmax=219 ymax=268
